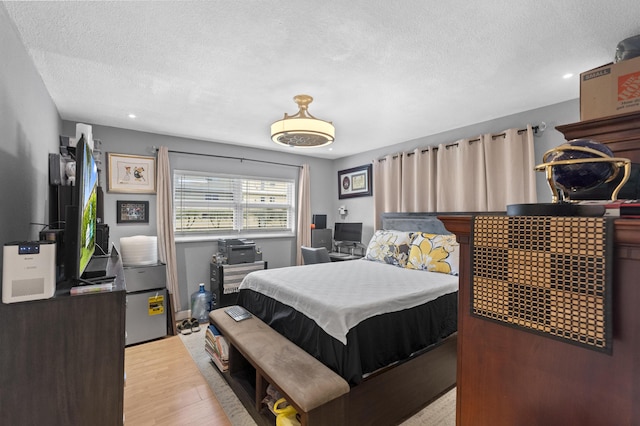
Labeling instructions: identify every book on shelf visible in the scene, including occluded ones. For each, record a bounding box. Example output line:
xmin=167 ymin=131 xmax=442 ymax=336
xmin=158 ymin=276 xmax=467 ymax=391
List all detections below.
xmin=208 ymin=323 xmax=222 ymax=336
xmin=206 ymin=325 xmax=228 ymax=353
xmin=205 ymin=344 xmax=228 ymax=372
xmin=205 ymin=324 xmax=229 ymax=372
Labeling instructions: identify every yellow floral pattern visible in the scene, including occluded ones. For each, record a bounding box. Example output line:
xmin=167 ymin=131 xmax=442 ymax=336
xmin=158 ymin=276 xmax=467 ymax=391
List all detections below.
xmin=364 ymin=230 xmax=411 ymax=267
xmin=406 ymin=233 xmax=459 ymax=275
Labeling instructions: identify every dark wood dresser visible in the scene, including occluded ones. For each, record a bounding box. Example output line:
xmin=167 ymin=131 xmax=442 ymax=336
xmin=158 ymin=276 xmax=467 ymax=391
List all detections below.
xmin=439 ymin=111 xmax=640 ymax=426
xmin=0 ymin=277 xmax=126 ymax=424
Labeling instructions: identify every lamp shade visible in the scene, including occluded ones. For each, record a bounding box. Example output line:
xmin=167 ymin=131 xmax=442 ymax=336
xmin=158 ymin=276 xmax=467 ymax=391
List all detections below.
xmin=271 ymin=95 xmax=334 ymax=148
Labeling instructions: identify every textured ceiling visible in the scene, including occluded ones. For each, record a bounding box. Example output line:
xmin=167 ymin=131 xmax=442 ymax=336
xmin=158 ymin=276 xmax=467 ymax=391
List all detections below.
xmin=3 ymin=1 xmax=639 ymax=159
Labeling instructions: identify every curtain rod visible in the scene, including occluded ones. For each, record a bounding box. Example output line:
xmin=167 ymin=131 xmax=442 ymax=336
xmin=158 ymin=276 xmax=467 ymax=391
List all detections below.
xmin=379 ymin=124 xmax=544 ymax=161
xmin=154 ymin=147 xmax=302 ymax=169
xmin=433 ymin=125 xmax=539 ymax=151
xmin=430 ymin=126 xmax=546 ymax=153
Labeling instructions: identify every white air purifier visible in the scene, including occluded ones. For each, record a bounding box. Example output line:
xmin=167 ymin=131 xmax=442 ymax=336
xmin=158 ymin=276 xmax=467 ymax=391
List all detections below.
xmin=2 ymin=241 xmax=56 ymax=303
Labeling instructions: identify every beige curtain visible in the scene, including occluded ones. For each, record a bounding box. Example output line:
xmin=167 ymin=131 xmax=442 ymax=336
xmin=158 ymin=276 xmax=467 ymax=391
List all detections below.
xmin=483 ymin=126 xmax=537 ymax=210
xmin=373 ymin=155 xmax=401 ymax=229
xmin=373 ymin=127 xmax=537 ymax=222
xmin=156 ymin=146 xmax=180 ymax=312
xmin=296 ymin=164 xmax=311 ymax=265
xmin=436 ymin=138 xmax=488 ymax=211
xmin=401 ymin=148 xmax=437 ymax=212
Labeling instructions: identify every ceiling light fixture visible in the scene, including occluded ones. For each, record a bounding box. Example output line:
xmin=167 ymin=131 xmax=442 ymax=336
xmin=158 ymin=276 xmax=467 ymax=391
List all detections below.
xmin=271 ymin=94 xmax=334 ymax=148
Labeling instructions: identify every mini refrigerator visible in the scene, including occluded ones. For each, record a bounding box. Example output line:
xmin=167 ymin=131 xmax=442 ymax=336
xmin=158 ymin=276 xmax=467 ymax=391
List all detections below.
xmin=124 ymin=263 xmax=167 ymax=346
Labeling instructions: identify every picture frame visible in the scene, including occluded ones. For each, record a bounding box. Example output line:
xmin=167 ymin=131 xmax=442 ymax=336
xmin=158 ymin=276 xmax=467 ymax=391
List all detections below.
xmin=117 ymin=200 xmax=149 ymax=223
xmin=338 ymin=164 xmax=373 ymax=199
xmin=107 ymin=153 xmax=156 ymax=194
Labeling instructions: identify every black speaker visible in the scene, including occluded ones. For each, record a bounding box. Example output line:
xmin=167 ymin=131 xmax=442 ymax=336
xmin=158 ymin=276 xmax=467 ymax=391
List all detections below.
xmin=49 ymin=153 xmax=62 ymax=185
xmin=312 ymin=214 xmax=327 ymax=229
xmin=96 ymin=186 xmax=104 ymax=223
xmin=95 ymin=223 xmax=110 ymax=255
xmin=48 ymin=185 xmax=72 ymax=228
xmin=63 ymin=205 xmax=79 ymax=281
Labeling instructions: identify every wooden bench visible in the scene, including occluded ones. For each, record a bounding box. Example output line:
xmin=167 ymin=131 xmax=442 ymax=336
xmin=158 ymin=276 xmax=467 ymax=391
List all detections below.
xmin=209 ymin=308 xmax=350 ymax=426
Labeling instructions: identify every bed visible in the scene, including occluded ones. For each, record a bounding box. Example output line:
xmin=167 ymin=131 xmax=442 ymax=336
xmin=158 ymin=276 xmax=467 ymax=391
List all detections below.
xmin=232 ymin=213 xmax=459 ymax=424
xmin=238 ymin=257 xmax=457 ymax=386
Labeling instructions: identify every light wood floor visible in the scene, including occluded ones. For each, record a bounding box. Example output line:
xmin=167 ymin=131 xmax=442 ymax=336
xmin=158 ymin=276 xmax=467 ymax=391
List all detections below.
xmin=124 ymin=336 xmax=232 ymax=426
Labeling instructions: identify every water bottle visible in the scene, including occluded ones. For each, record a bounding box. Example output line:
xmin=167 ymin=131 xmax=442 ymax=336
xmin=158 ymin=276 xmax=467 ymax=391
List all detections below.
xmin=191 ymin=283 xmax=214 ymax=323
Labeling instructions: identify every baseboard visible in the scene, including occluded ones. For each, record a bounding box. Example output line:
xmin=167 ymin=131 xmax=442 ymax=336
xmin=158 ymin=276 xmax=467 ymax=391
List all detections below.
xmin=175 ymin=310 xmax=191 ymax=322
xmin=176 ymin=309 xmax=216 ymax=323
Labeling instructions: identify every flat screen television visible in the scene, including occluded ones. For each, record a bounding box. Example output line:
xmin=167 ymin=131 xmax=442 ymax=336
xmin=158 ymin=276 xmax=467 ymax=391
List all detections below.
xmin=334 ymin=222 xmax=363 ymax=244
xmin=64 ymin=136 xmax=99 ymax=283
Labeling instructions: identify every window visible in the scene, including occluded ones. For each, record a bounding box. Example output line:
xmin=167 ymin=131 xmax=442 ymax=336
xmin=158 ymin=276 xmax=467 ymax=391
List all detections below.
xmin=173 ymin=170 xmax=295 ymax=235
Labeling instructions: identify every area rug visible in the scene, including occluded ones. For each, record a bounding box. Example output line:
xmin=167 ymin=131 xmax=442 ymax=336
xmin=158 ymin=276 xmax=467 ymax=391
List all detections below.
xmin=179 ymin=329 xmax=456 ymax=425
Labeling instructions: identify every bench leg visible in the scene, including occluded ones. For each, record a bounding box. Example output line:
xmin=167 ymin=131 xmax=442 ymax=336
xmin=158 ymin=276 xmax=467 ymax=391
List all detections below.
xmin=255 ymin=372 xmax=269 ymax=412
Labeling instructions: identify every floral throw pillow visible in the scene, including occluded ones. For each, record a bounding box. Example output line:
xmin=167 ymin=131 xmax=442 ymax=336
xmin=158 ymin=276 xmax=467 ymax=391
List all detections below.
xmin=406 ymin=233 xmax=459 ymax=275
xmin=365 ymin=230 xmax=411 ymax=267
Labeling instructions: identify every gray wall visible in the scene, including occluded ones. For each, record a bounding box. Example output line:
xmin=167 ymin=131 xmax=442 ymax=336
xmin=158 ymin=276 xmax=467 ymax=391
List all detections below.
xmin=333 ymin=99 xmax=581 ymax=244
xmin=60 ymin=122 xmax=334 ymax=310
xmin=0 ymin=5 xmax=61 ymax=272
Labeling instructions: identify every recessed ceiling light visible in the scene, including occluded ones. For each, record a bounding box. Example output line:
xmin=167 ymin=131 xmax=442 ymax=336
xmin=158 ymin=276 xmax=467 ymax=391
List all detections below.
xmin=328 ymin=147 xmax=333 ymax=151
xmin=562 ymin=73 xmax=573 ymax=79
xmin=128 ymin=113 xmax=137 ymax=119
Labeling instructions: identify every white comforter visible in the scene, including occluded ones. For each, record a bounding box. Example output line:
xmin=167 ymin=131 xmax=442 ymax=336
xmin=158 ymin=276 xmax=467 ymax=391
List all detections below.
xmin=239 ymin=259 xmax=459 ymax=345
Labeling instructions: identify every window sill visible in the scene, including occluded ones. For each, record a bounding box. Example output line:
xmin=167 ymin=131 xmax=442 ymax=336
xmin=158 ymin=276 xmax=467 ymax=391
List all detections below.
xmin=175 ymin=232 xmax=296 ymax=243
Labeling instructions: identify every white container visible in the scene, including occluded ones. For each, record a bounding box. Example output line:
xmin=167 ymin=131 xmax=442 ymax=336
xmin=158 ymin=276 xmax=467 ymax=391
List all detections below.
xmin=119 ymin=235 xmax=158 ymax=266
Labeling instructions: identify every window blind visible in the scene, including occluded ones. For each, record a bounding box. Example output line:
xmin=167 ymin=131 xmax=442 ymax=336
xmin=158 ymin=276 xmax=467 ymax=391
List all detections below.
xmin=173 ymin=171 xmax=295 ymax=234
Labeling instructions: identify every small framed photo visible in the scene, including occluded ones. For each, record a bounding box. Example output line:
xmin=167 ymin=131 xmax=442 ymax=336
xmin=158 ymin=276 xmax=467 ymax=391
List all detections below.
xmin=107 ymin=153 xmax=156 ymax=194
xmin=338 ymin=164 xmax=373 ymax=199
xmin=117 ymin=200 xmax=149 ymax=224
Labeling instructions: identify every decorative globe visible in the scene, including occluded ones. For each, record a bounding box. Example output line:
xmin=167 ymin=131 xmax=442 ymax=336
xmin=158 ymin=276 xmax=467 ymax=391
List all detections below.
xmin=544 ymin=139 xmax=615 ymax=193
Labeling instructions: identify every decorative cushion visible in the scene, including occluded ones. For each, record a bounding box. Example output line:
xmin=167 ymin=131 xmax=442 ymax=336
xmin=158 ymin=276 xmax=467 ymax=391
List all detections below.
xmin=365 ymin=230 xmax=411 ymax=267
xmin=406 ymin=233 xmax=459 ymax=275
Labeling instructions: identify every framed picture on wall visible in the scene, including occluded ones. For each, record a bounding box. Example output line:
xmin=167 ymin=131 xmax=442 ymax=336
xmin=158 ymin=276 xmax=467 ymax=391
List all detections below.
xmin=338 ymin=164 xmax=373 ymax=199
xmin=116 ymin=200 xmax=149 ymax=223
xmin=107 ymin=153 xmax=156 ymax=194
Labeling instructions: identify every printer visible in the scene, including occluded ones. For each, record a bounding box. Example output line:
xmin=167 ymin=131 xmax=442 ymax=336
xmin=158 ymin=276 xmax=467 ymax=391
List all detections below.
xmin=218 ymin=238 xmax=256 ymax=264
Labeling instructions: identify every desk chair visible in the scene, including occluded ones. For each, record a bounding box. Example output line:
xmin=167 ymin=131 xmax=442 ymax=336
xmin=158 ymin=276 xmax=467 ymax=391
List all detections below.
xmin=301 ymin=246 xmax=331 ymax=264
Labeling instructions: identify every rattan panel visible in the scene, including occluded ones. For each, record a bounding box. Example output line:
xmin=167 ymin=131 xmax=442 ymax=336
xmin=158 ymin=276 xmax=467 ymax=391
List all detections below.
xmin=471 ymin=215 xmax=612 ymax=352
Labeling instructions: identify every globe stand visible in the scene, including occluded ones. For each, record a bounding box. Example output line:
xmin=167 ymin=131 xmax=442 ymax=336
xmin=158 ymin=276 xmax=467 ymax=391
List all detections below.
xmin=510 ymin=142 xmax=631 ymax=217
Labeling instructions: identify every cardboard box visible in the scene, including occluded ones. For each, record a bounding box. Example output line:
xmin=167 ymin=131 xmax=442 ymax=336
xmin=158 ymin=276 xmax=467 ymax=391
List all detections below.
xmin=580 ymin=55 xmax=640 ymax=120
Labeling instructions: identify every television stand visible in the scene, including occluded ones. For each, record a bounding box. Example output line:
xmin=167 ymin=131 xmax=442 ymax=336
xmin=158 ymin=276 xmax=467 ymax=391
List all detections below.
xmin=82 ymin=254 xmax=110 ymax=279
xmin=58 ymin=249 xmax=125 ymax=292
